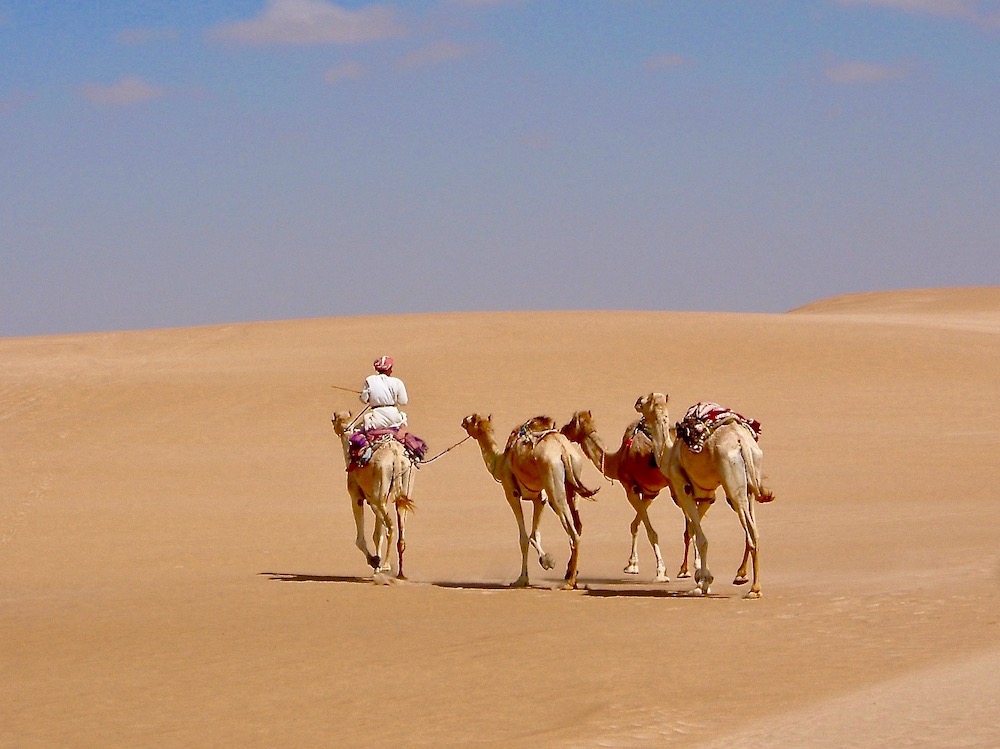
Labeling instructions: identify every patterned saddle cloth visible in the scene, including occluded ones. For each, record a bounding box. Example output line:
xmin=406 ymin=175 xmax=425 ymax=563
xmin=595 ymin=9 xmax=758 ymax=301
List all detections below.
xmin=348 ymin=427 xmax=428 ymax=469
xmin=675 ymin=402 xmax=761 ymax=454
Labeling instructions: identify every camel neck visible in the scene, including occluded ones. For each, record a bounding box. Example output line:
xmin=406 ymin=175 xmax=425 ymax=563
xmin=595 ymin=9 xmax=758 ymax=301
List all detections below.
xmin=580 ymin=429 xmax=617 ymax=478
xmin=645 ymin=409 xmax=675 ymax=465
xmin=474 ymin=433 xmax=504 ymax=479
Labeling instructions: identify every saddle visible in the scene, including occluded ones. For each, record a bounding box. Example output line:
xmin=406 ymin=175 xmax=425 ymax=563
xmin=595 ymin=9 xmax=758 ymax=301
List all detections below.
xmin=623 ymin=420 xmax=658 ymax=469
xmin=347 ymin=426 xmax=428 ymax=470
xmin=675 ymin=402 xmax=761 ymax=454
xmin=505 ymin=416 xmax=558 ymax=453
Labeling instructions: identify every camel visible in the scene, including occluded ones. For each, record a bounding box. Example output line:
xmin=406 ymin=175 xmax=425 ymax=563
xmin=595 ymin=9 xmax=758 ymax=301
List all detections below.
xmin=561 ymin=410 xmax=680 ymax=582
xmin=332 ymin=411 xmax=415 ymax=580
xmin=634 ymin=393 xmax=774 ymax=599
xmin=562 ymin=410 xmax=760 ymax=584
xmin=461 ymin=413 xmax=599 ymax=589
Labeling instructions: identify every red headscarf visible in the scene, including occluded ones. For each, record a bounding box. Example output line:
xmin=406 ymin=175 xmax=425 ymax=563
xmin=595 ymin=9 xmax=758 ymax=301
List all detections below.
xmin=373 ymin=356 xmax=394 ymax=374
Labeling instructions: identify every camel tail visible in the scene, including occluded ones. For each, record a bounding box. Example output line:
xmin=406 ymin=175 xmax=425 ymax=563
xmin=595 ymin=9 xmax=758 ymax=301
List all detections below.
xmin=396 ymin=495 xmax=416 ymax=513
xmin=562 ymin=451 xmax=600 ymax=501
xmin=740 ymin=437 xmax=775 ymax=503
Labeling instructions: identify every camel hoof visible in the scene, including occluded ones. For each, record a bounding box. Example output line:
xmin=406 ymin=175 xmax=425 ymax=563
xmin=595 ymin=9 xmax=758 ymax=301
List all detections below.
xmin=623 ymin=564 xmax=640 ymax=575
xmin=510 ymin=577 xmax=530 ymax=588
xmin=685 ymin=587 xmax=705 ymax=597
xmin=539 ymin=554 xmax=554 ymax=570
xmin=744 ymin=589 xmax=762 ymax=600
xmin=396 ymin=573 xmax=408 ymax=581
xmin=562 ymin=580 xmax=577 ymax=590
xmin=677 ymin=570 xmax=691 ymax=579
xmin=733 ymin=576 xmax=749 ymax=586
xmin=653 ymin=572 xmax=669 ymax=583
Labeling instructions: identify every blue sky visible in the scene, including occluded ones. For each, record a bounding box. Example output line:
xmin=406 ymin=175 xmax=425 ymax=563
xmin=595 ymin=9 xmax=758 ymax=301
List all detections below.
xmin=1 ymin=0 xmax=998 ymax=336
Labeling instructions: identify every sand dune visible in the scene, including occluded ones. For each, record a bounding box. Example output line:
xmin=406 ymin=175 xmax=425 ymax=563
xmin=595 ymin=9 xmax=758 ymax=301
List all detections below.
xmin=2 ymin=288 xmax=999 ymax=747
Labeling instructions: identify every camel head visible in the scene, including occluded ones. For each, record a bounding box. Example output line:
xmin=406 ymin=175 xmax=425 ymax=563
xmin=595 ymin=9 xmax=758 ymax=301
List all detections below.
xmin=461 ymin=413 xmax=493 ymax=440
xmin=635 ymin=393 xmax=672 ymax=462
xmin=561 ymin=410 xmax=595 ymax=444
xmin=634 ymin=392 xmax=669 ymax=420
xmin=331 ymin=411 xmax=354 ymax=436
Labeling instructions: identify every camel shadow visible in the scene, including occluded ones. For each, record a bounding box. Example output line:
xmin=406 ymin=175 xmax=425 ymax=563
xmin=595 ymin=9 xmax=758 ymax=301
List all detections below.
xmin=260 ymin=571 xmax=372 ymax=584
xmin=430 ymin=580 xmax=524 ymax=591
xmin=258 ymin=572 xmax=729 ymax=597
xmin=580 ymin=579 xmax=730 ymax=599
xmin=260 ymin=572 xmax=580 ymax=591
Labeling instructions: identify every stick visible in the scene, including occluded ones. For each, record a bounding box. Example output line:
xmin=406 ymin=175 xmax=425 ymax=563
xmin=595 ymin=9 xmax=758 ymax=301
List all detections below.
xmin=331 ymin=384 xmax=362 ymax=394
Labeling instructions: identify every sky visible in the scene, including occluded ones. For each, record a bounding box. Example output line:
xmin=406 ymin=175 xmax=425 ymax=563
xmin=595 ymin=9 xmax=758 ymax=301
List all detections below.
xmin=1 ymin=0 xmax=998 ymax=337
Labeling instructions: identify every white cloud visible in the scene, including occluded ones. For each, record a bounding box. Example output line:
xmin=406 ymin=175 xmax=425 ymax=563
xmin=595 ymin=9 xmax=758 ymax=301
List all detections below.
xmin=209 ymin=0 xmax=405 ymax=46
xmin=447 ymin=0 xmax=526 ymax=6
xmin=78 ymin=76 xmax=167 ymax=105
xmin=824 ymin=60 xmax=909 ymax=84
xmin=400 ymin=40 xmax=472 ymax=68
xmin=324 ymin=60 xmax=365 ymax=83
xmin=837 ymin=0 xmax=997 ymax=25
xmin=643 ymin=53 xmax=690 ymax=71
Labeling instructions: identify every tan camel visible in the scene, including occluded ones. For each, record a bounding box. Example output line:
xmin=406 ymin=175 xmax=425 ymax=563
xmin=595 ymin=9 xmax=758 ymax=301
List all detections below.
xmin=561 ymin=410 xmax=678 ymax=582
xmin=332 ymin=411 xmax=415 ymax=580
xmin=562 ymin=410 xmax=760 ymax=583
xmin=461 ymin=414 xmax=599 ymax=589
xmin=634 ymin=393 xmax=774 ymax=598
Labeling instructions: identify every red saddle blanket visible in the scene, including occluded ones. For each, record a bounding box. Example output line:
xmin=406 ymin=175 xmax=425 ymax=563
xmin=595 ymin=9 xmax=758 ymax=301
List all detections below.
xmin=347 ymin=427 xmax=428 ymax=470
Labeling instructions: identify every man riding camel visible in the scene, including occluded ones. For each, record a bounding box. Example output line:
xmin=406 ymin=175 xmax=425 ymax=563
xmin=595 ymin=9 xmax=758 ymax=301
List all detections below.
xmin=360 ymin=355 xmax=409 ymax=431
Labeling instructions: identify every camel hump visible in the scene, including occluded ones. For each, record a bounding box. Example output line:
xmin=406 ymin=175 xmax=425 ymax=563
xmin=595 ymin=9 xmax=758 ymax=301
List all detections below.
xmin=506 ymin=415 xmax=559 ymax=452
xmin=521 ymin=415 xmax=557 ymax=434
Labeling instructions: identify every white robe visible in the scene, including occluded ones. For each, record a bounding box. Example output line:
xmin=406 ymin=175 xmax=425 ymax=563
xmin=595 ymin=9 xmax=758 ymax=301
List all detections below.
xmin=360 ymin=373 xmax=408 ymax=429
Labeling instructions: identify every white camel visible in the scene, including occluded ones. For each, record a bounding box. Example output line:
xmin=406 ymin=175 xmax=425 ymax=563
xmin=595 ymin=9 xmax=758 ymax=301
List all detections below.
xmin=634 ymin=393 xmax=774 ymax=598
xmin=461 ymin=414 xmax=599 ymax=589
xmin=332 ymin=411 xmax=415 ymax=580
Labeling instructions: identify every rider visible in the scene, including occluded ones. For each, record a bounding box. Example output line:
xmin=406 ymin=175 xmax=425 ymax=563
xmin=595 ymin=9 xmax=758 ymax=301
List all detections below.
xmin=360 ymin=356 xmax=408 ymax=431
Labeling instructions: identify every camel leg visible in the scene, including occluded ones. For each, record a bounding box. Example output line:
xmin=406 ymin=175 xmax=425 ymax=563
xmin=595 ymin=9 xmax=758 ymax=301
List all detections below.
xmin=381 ymin=509 xmax=396 ymax=576
xmin=624 ymin=492 xmax=643 ymax=575
xmin=722 ymin=457 xmax=761 ymax=599
xmin=350 ymin=492 xmax=379 ymax=571
xmin=726 ymin=494 xmax=760 ymax=598
xmin=395 ymin=502 xmax=407 ymax=580
xmin=527 ymin=499 xmax=554 ymax=571
xmin=734 ymin=541 xmax=751 ymax=586
xmin=372 ymin=511 xmax=392 ymax=575
xmin=636 ymin=495 xmax=667 ymax=582
xmin=675 ymin=489 xmax=711 ymax=595
xmin=732 ymin=505 xmax=759 ymax=598
xmin=678 ymin=516 xmax=693 ymax=579
xmin=505 ymin=491 xmax=532 ymax=588
xmin=677 ymin=501 xmax=708 ymax=578
xmin=548 ymin=490 xmax=581 ymax=589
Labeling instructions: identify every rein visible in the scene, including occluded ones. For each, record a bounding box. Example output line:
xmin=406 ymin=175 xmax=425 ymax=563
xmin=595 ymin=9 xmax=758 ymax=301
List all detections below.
xmin=347 ymin=405 xmax=371 ymax=430
xmin=420 ymin=434 xmax=473 ymax=465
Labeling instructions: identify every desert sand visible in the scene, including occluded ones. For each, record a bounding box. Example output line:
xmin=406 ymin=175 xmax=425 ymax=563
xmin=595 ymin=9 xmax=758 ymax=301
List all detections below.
xmin=2 ymin=287 xmax=999 ymax=748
